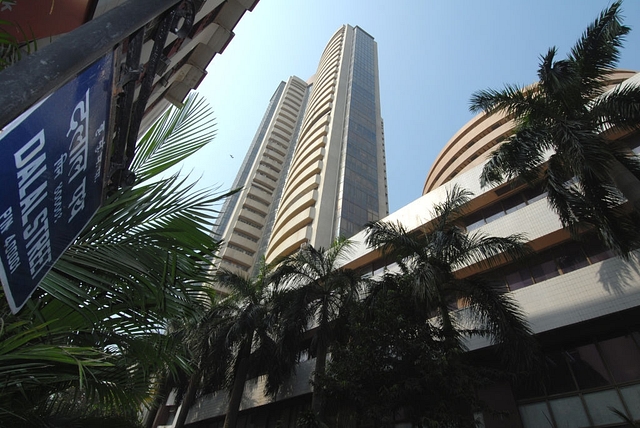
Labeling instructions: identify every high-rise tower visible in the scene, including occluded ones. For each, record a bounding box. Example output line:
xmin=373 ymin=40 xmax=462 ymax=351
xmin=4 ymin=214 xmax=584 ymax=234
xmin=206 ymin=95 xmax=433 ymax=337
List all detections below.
xmin=265 ymin=25 xmax=388 ymax=263
xmin=213 ymin=76 xmax=310 ymax=280
xmin=213 ymin=25 xmax=387 ymax=276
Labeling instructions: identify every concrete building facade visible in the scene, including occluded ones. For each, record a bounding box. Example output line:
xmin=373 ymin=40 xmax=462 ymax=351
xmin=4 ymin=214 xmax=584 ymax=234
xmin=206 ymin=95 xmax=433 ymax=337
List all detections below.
xmin=185 ymin=71 xmax=640 ymax=428
xmin=340 ymin=71 xmax=640 ymax=428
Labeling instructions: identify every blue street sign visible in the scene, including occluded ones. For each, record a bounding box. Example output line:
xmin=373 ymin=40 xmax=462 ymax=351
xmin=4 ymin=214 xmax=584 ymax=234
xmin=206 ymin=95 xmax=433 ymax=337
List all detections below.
xmin=0 ymin=52 xmax=113 ymax=313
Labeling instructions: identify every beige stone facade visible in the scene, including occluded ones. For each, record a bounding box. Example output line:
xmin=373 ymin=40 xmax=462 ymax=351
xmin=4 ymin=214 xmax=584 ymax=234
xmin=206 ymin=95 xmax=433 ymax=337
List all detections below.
xmin=423 ymin=69 xmax=638 ymax=194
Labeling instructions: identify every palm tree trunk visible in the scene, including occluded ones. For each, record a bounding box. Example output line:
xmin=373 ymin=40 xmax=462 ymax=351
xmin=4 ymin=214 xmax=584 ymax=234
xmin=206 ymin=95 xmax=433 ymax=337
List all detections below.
xmin=145 ymin=375 xmax=172 ymax=428
xmin=439 ymin=303 xmax=458 ymax=351
xmin=223 ymin=335 xmax=253 ymax=428
xmin=311 ymin=303 xmax=331 ymax=421
xmin=311 ymin=337 xmax=328 ymax=420
xmin=174 ymin=371 xmax=200 ymax=428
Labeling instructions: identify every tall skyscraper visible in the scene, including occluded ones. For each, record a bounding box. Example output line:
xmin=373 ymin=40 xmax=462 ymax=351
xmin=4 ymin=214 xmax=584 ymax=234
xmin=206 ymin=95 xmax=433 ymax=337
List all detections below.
xmin=213 ymin=76 xmax=309 ymax=280
xmin=265 ymin=25 xmax=388 ymax=263
xmin=213 ymin=25 xmax=387 ymax=276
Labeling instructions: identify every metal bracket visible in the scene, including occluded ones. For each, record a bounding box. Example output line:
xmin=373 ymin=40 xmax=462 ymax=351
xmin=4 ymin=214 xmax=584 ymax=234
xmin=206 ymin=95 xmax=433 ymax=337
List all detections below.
xmin=171 ymin=0 xmax=196 ymax=38
xmin=117 ymin=64 xmax=144 ymax=88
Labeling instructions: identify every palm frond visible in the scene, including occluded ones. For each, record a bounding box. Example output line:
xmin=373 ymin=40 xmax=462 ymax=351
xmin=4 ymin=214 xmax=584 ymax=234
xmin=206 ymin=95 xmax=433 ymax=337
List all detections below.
xmin=537 ymin=48 xmax=576 ymax=96
xmin=365 ymin=220 xmax=421 ymax=263
xmin=570 ymin=0 xmax=629 ymax=95
xmin=0 ymin=91 xmax=230 ymax=424
xmin=130 ymin=93 xmax=217 ymax=181
xmin=609 ymin=406 xmax=640 ymax=427
xmin=365 ymin=186 xmax=533 ymax=364
xmin=591 ymin=82 xmax=640 ymax=131
xmin=454 ymin=233 xmax=529 ymax=271
xmin=0 ymin=18 xmax=37 ymax=71
xmin=471 ymin=2 xmax=640 ymax=256
xmin=456 ymin=277 xmax=538 ymax=370
xmin=469 ymin=83 xmax=532 ymax=115
xmin=36 ymin=174 xmax=232 ymax=324
xmin=480 ymin=127 xmax=552 ymax=187
xmin=430 ymin=184 xmax=473 ymax=230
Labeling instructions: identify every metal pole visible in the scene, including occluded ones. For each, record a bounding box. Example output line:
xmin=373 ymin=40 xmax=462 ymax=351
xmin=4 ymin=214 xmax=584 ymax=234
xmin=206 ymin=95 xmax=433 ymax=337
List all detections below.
xmin=0 ymin=0 xmax=181 ymax=129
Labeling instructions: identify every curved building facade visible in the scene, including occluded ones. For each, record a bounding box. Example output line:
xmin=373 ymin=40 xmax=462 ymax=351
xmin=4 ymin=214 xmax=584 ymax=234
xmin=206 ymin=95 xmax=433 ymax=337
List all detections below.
xmin=177 ymin=71 xmax=640 ymax=428
xmin=265 ymin=25 xmax=388 ymax=263
xmin=341 ymin=70 xmax=640 ymax=428
xmin=423 ymin=70 xmax=638 ymax=195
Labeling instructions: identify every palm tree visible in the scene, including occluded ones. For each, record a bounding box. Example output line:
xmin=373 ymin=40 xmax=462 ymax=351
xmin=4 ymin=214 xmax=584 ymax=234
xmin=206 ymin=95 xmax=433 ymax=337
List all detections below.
xmin=469 ymin=1 xmax=640 ymax=256
xmin=172 ymin=261 xmax=290 ymax=428
xmin=217 ymin=265 xmax=276 ymax=428
xmin=144 ymin=295 xmax=218 ymax=428
xmin=365 ymin=185 xmax=535 ymax=364
xmin=169 ymin=294 xmax=227 ymax=428
xmin=0 ymin=93 xmax=231 ymax=426
xmin=319 ymin=272 xmax=509 ymax=426
xmin=273 ymin=237 xmax=363 ymax=422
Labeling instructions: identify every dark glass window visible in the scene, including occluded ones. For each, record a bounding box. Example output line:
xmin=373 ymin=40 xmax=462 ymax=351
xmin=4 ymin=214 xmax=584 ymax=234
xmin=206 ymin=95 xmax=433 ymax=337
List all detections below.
xmin=514 ymin=333 xmax=640 ymax=427
xmin=530 ymin=260 xmax=560 ymax=283
xmin=338 ymin=30 xmax=381 ymax=239
xmin=465 ymin=210 xmax=486 ymax=230
xmin=554 ymin=243 xmax=589 ymax=274
xmin=505 ymin=268 xmax=534 ymax=291
xmin=491 ymin=234 xmax=618 ymax=292
xmin=522 ymin=186 xmax=547 ymax=204
xmin=566 ymin=344 xmax=611 ymax=389
xmin=599 ymin=336 xmax=640 ymax=383
xmin=545 ymin=352 xmax=577 ymax=395
xmin=502 ymin=193 xmax=527 ymax=214
xmin=484 ymin=202 xmax=505 ymax=223
xmin=514 ymin=378 xmax=546 ymax=400
xmin=463 ymin=187 xmax=547 ymax=231
xmin=583 ymin=238 xmax=615 ymax=263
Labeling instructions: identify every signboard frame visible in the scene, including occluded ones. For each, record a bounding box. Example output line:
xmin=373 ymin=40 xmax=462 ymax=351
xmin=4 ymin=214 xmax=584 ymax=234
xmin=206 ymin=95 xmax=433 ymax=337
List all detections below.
xmin=0 ymin=52 xmax=114 ymax=313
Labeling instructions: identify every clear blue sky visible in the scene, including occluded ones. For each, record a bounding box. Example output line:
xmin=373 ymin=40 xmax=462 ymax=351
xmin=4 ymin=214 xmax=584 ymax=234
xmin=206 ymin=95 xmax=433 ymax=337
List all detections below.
xmin=183 ymin=0 xmax=640 ymax=213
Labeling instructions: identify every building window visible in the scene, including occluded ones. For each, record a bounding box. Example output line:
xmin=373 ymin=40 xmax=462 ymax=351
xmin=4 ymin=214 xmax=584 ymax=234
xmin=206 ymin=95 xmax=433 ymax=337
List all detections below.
xmin=530 ymin=260 xmax=560 ymax=283
xmin=501 ymin=235 xmax=615 ymax=292
xmin=227 ymin=244 xmax=255 ymax=257
xmin=465 ymin=187 xmax=547 ymax=231
xmin=505 ymin=268 xmax=534 ymax=291
xmin=567 ymin=344 xmax=611 ymax=389
xmin=515 ymin=332 xmax=640 ymax=428
xmin=555 ymin=242 xmax=590 ymax=274
xmin=234 ymin=230 xmax=259 ymax=243
xmin=598 ymin=335 xmax=640 ymax=383
xmin=545 ymin=352 xmax=577 ymax=395
xmin=238 ymin=217 xmax=263 ymax=230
